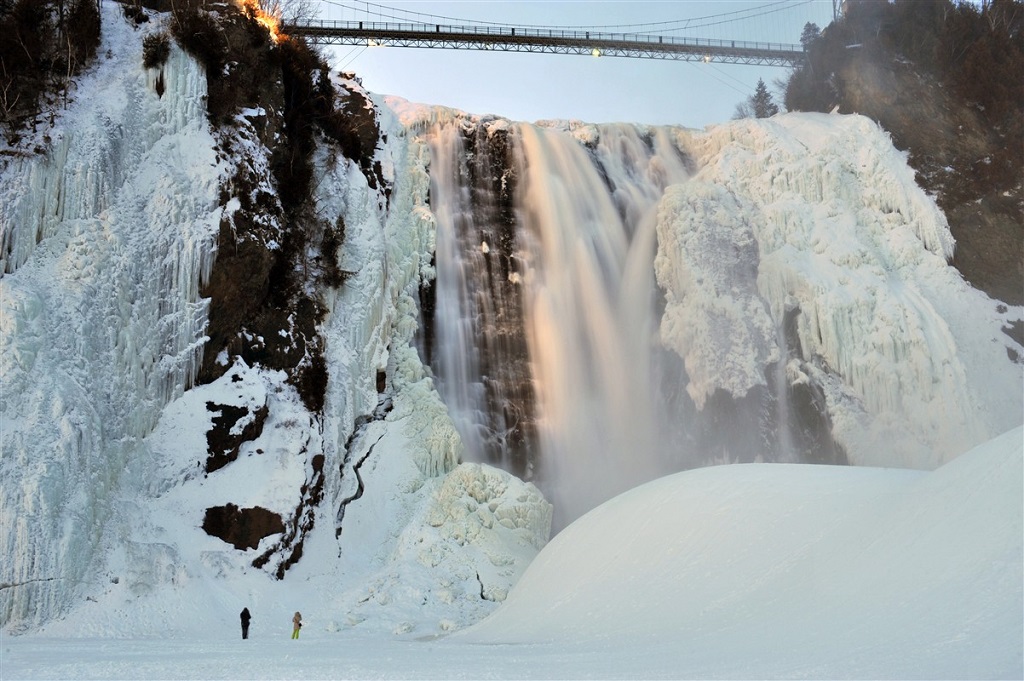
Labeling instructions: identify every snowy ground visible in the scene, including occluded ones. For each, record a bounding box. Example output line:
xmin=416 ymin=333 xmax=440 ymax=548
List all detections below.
xmin=4 ymin=426 xmax=1020 ymax=680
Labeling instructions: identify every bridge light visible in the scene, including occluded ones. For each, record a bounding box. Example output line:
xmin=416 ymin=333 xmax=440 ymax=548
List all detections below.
xmin=367 ymin=39 xmax=378 ymax=47
xmin=591 ymin=48 xmax=601 ymax=57
xmin=702 ymin=54 xmax=711 ymax=63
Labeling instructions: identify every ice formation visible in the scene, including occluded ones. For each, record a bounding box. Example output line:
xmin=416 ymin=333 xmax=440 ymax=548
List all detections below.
xmin=1 ymin=20 xmax=222 ymax=629
xmin=414 ymin=107 xmax=1022 ymax=528
xmin=661 ymin=114 xmax=1018 ymax=467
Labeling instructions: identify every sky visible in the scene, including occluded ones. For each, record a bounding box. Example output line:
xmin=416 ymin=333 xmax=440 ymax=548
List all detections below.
xmin=314 ymin=1 xmax=837 ymax=128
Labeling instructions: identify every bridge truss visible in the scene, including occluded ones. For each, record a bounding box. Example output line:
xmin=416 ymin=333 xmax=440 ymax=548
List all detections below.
xmin=285 ymin=20 xmax=807 ymax=68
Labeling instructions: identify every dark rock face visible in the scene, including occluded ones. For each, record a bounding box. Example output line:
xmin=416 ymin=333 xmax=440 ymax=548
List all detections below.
xmin=177 ymin=8 xmax=391 ymax=578
xmin=205 ymin=400 xmax=269 ymax=473
xmin=202 ymin=504 xmax=285 ymax=550
xmin=426 ymin=123 xmax=538 ymax=481
xmin=461 ymin=126 xmax=537 ymax=480
xmin=789 ymin=381 xmax=846 ymax=465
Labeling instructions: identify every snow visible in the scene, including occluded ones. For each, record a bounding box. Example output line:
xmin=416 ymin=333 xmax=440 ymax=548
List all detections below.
xmin=3 ymin=427 xmax=1020 ymax=679
xmin=460 ymin=428 xmax=1022 ymax=676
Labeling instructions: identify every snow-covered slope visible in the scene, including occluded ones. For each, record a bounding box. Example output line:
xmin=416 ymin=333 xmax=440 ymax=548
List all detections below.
xmin=4 ymin=427 xmax=1020 ymax=679
xmin=456 ymin=426 xmax=1023 ymax=679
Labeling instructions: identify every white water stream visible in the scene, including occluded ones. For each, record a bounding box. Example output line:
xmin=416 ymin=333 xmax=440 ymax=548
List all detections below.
xmin=430 ymin=121 xmax=694 ymax=528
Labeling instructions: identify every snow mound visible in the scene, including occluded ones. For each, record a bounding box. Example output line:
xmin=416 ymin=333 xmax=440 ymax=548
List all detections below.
xmin=457 ymin=426 xmax=1023 ymax=679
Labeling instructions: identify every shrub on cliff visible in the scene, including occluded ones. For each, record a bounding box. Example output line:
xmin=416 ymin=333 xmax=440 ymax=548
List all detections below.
xmin=142 ymin=32 xmax=171 ymax=69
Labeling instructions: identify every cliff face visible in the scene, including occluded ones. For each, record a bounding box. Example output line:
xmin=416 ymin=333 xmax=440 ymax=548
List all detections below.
xmin=0 ymin=3 xmax=552 ymax=635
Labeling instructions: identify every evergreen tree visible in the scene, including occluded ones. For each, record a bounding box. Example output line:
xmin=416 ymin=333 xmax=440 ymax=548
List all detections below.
xmin=751 ymin=79 xmax=780 ymax=117
xmin=734 ymin=78 xmax=780 ymax=119
xmin=800 ymin=22 xmax=821 ymax=49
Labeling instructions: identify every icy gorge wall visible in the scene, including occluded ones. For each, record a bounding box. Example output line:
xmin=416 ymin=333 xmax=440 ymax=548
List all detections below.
xmin=1 ymin=31 xmax=221 ymax=629
xmin=401 ymin=105 xmax=1023 ymax=529
xmin=1 ymin=8 xmax=550 ymax=635
xmin=660 ymin=113 xmax=1020 ymax=469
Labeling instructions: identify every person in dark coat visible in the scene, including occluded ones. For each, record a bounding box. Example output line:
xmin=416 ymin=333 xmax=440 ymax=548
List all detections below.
xmin=240 ymin=607 xmax=251 ymax=639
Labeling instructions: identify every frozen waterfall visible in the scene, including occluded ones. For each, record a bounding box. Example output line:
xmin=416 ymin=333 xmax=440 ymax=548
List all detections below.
xmin=426 ymin=119 xmax=784 ymax=528
xmin=0 ymin=36 xmax=222 ymax=630
xmin=416 ymin=113 xmax=1021 ymax=530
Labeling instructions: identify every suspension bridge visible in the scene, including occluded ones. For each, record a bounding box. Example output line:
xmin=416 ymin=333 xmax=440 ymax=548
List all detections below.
xmin=285 ymin=1 xmax=839 ymax=69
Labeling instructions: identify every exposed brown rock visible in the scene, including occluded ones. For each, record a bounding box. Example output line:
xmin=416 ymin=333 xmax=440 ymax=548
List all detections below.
xmin=202 ymin=504 xmax=285 ymax=550
xmin=205 ymin=399 xmax=269 ymax=473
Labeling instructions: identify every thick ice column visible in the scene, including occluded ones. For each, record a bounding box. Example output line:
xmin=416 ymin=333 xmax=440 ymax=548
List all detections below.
xmin=661 ymin=113 xmax=1016 ymax=469
xmin=0 ymin=15 xmax=221 ymax=630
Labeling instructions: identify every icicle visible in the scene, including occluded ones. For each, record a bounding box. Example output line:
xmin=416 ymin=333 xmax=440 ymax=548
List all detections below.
xmin=0 ymin=10 xmax=223 ymax=631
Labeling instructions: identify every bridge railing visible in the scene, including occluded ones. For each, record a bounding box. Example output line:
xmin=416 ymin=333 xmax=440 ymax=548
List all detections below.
xmin=288 ymin=19 xmax=803 ymax=54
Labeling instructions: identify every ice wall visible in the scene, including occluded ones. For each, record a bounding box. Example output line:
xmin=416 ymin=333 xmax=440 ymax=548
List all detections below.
xmin=414 ymin=107 xmax=1022 ymax=531
xmin=0 ymin=14 xmax=222 ymax=630
xmin=302 ymin=92 xmax=552 ymax=634
xmin=311 ymin=88 xmax=444 ymax=507
xmin=660 ymin=113 xmax=1023 ymax=468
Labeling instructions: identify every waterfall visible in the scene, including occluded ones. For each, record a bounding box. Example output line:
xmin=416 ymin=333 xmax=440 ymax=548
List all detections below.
xmin=516 ymin=124 xmax=694 ymax=528
xmin=429 ymin=122 xmax=536 ymax=480
xmin=772 ymin=319 xmax=797 ymax=463
xmin=429 ymin=120 xmax=693 ymax=529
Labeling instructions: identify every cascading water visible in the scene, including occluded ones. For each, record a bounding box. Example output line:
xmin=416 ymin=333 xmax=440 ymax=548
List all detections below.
xmin=514 ymin=124 xmax=694 ymax=528
xmin=425 ymin=116 xmax=852 ymax=531
xmin=428 ymin=121 xmax=536 ymax=481
xmin=429 ymin=119 xmax=697 ymax=528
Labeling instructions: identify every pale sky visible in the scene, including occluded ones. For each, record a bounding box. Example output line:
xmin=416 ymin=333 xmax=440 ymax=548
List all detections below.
xmin=315 ymin=1 xmax=836 ymax=128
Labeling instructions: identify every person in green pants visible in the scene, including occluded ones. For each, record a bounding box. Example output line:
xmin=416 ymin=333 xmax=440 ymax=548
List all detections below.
xmin=291 ymin=612 xmax=302 ymax=639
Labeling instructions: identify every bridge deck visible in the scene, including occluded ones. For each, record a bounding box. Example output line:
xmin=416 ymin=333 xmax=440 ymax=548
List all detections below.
xmin=285 ymin=20 xmax=806 ymax=68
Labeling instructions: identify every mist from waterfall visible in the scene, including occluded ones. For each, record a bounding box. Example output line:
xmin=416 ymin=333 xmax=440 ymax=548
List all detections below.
xmin=428 ymin=120 xmax=695 ymax=529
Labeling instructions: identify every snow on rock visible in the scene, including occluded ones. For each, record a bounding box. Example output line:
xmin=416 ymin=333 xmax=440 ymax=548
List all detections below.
xmin=658 ymin=112 xmax=1022 ymax=469
xmin=140 ymin=358 xmax=308 ymax=516
xmin=457 ymin=426 xmax=1023 ymax=679
xmin=0 ymin=9 xmax=223 ymax=631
